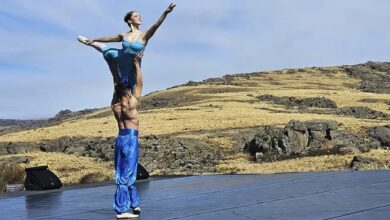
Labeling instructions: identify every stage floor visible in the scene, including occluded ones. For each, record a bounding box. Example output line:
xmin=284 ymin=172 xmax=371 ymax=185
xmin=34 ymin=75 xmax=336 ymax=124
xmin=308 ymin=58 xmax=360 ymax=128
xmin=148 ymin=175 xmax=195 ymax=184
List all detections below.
xmin=1 ymin=170 xmax=389 ymax=220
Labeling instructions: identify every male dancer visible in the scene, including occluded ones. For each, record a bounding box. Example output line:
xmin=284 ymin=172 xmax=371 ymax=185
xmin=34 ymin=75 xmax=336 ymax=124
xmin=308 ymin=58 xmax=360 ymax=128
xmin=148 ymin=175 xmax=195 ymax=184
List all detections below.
xmin=113 ymin=54 xmax=143 ymax=219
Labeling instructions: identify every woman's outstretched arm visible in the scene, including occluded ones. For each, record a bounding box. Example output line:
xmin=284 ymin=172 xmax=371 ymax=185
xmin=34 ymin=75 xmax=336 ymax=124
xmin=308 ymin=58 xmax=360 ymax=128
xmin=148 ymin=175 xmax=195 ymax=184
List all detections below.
xmin=144 ymin=3 xmax=176 ymax=43
xmin=86 ymin=34 xmax=123 ymax=44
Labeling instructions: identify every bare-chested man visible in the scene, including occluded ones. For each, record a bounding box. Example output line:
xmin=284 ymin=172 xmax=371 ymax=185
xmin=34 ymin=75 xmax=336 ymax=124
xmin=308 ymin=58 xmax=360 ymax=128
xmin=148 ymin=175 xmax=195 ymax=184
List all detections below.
xmin=111 ymin=55 xmax=143 ymax=219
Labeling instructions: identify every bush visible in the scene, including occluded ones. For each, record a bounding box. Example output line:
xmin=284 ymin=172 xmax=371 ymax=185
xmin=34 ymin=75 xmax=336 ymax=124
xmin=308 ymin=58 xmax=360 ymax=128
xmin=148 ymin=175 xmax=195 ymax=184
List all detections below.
xmin=0 ymin=163 xmax=25 ymax=192
xmin=79 ymin=172 xmax=110 ymax=184
xmin=286 ymin=69 xmax=296 ymax=74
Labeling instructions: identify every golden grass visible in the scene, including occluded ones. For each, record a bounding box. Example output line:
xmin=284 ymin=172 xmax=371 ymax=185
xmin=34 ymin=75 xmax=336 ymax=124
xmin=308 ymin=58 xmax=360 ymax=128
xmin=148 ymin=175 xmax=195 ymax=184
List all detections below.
xmin=0 ymin=67 xmax=389 ymax=180
xmin=0 ymin=69 xmax=388 ymax=143
xmin=0 ymin=152 xmax=113 ymax=185
xmin=176 ymin=133 xmax=236 ymax=153
xmin=0 ymin=163 xmax=25 ymax=192
xmin=215 ymin=149 xmax=390 ymax=174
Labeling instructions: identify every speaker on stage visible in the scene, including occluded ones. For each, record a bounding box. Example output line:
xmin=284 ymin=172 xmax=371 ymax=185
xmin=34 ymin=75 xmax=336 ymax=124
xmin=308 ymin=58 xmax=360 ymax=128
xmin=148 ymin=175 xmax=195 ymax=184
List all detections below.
xmin=137 ymin=163 xmax=149 ymax=180
xmin=25 ymin=166 xmax=63 ymax=190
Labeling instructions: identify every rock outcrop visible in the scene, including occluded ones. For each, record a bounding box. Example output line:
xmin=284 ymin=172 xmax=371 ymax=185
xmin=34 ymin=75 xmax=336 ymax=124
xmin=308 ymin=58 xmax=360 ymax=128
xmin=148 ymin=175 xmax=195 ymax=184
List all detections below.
xmin=0 ymin=142 xmax=38 ymax=155
xmin=244 ymin=120 xmax=381 ymax=162
xmin=343 ymin=61 xmax=390 ymax=94
xmin=367 ymin=125 xmax=390 ymax=147
xmin=350 ymin=156 xmax=379 ymax=170
xmin=1 ymin=135 xmax=223 ymax=175
xmin=256 ymin=95 xmax=337 ymax=109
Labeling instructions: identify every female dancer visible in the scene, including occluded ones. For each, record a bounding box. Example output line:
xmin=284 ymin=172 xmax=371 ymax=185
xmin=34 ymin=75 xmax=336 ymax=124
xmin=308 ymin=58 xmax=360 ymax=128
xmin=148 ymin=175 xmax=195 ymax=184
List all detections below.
xmin=77 ymin=3 xmax=175 ymax=219
xmin=78 ymin=3 xmax=175 ymax=94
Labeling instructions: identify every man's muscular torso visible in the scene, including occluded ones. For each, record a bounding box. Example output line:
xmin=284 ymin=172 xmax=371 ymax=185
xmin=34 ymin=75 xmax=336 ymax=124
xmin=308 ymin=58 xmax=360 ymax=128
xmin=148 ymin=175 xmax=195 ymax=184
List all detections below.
xmin=111 ymin=87 xmax=139 ymax=130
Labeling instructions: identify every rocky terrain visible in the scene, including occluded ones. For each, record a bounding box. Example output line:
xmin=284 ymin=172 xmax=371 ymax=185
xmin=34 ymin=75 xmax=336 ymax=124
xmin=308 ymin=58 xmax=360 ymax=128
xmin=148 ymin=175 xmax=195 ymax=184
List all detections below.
xmin=0 ymin=108 xmax=101 ymax=135
xmin=244 ymin=120 xmax=388 ymax=162
xmin=1 ymin=61 xmax=389 ymax=190
xmin=0 ymin=119 xmax=48 ymax=135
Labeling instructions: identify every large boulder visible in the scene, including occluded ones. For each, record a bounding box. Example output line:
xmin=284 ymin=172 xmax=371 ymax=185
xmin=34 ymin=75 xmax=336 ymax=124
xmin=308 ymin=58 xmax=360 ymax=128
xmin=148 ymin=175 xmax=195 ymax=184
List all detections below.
xmin=244 ymin=120 xmax=376 ymax=162
xmin=367 ymin=125 xmax=390 ymax=147
xmin=350 ymin=156 xmax=379 ymax=170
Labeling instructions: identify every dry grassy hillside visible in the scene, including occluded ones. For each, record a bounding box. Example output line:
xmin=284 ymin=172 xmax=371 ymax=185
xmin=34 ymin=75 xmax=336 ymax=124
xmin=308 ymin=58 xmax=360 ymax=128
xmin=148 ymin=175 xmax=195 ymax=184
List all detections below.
xmin=1 ymin=63 xmax=389 ymax=186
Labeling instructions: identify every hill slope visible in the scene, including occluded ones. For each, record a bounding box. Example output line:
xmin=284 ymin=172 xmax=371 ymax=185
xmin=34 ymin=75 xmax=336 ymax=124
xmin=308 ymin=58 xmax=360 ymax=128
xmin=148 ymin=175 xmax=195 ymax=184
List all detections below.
xmin=1 ymin=62 xmax=389 ymax=186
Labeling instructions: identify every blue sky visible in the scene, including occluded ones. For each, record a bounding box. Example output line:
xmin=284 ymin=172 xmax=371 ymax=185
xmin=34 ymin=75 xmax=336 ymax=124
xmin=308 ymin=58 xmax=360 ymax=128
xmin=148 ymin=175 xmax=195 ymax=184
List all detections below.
xmin=1 ymin=0 xmax=390 ymax=119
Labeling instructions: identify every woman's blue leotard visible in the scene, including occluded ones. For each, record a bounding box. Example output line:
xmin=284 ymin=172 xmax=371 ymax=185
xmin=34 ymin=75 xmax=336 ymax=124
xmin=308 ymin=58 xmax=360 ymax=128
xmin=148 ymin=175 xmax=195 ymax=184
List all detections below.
xmin=101 ymin=33 xmax=145 ymax=92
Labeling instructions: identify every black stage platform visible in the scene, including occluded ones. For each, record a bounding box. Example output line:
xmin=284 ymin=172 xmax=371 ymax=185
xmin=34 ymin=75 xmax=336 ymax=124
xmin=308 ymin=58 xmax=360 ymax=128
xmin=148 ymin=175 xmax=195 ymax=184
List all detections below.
xmin=1 ymin=170 xmax=389 ymax=219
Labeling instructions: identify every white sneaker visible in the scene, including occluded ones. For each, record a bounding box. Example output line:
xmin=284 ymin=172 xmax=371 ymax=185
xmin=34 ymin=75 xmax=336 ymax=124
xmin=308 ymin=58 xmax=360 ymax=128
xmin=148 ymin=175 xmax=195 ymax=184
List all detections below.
xmin=116 ymin=212 xmax=139 ymax=219
xmin=77 ymin=35 xmax=90 ymax=45
xmin=133 ymin=207 xmax=141 ymax=214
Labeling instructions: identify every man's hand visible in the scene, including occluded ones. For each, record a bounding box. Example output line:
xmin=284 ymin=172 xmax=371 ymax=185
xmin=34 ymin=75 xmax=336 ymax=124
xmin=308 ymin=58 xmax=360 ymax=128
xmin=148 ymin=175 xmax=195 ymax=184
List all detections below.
xmin=165 ymin=3 xmax=176 ymax=14
xmin=134 ymin=52 xmax=143 ymax=66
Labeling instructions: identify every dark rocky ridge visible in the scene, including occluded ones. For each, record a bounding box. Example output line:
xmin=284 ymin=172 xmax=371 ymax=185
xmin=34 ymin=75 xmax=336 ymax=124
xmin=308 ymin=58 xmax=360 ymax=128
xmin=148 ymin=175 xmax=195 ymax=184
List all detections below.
xmin=0 ymin=119 xmax=48 ymax=135
xmin=178 ymin=61 xmax=390 ymax=94
xmin=0 ymin=108 xmax=101 ymax=135
xmin=0 ymin=135 xmax=224 ymax=175
xmin=48 ymin=108 xmax=100 ymax=124
xmin=343 ymin=61 xmax=390 ymax=94
xmin=255 ymin=94 xmax=389 ymax=120
xmin=256 ymin=95 xmax=338 ymax=109
xmin=2 ymin=122 xmax=388 ymax=175
xmin=305 ymin=106 xmax=389 ymax=120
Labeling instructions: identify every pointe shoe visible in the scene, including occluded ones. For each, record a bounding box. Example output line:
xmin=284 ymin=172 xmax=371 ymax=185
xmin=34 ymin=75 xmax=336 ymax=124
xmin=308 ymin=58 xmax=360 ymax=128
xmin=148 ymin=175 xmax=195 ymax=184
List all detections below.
xmin=77 ymin=35 xmax=90 ymax=45
xmin=116 ymin=212 xmax=139 ymax=219
xmin=133 ymin=207 xmax=141 ymax=215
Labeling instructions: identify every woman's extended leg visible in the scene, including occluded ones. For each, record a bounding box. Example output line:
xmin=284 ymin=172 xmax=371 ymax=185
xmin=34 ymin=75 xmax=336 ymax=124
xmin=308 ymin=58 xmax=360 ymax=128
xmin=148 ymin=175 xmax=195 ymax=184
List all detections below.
xmin=77 ymin=36 xmax=121 ymax=84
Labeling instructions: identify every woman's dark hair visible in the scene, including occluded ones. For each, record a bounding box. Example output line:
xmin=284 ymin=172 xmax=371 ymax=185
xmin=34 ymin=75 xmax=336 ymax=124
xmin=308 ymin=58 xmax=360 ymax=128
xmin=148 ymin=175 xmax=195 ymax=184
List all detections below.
xmin=124 ymin=11 xmax=135 ymax=27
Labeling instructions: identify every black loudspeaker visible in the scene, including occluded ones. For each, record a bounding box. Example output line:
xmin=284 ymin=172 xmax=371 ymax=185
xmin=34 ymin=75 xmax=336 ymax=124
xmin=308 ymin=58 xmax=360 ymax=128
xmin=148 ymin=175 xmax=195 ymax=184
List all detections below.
xmin=25 ymin=166 xmax=63 ymax=190
xmin=137 ymin=163 xmax=149 ymax=180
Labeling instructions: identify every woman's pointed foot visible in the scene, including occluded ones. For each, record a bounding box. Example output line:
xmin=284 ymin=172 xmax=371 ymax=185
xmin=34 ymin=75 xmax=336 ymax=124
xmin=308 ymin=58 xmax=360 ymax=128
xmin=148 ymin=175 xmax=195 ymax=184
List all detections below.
xmin=77 ymin=35 xmax=90 ymax=45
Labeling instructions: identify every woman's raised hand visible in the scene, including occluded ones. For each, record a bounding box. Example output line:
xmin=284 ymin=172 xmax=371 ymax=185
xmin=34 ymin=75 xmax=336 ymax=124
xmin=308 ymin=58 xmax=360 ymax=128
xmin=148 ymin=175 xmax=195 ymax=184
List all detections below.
xmin=165 ymin=3 xmax=176 ymax=14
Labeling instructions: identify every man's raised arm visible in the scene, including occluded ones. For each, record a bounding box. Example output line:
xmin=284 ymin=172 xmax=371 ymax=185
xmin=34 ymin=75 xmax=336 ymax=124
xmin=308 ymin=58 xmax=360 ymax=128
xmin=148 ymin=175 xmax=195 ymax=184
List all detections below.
xmin=133 ymin=55 xmax=144 ymax=100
